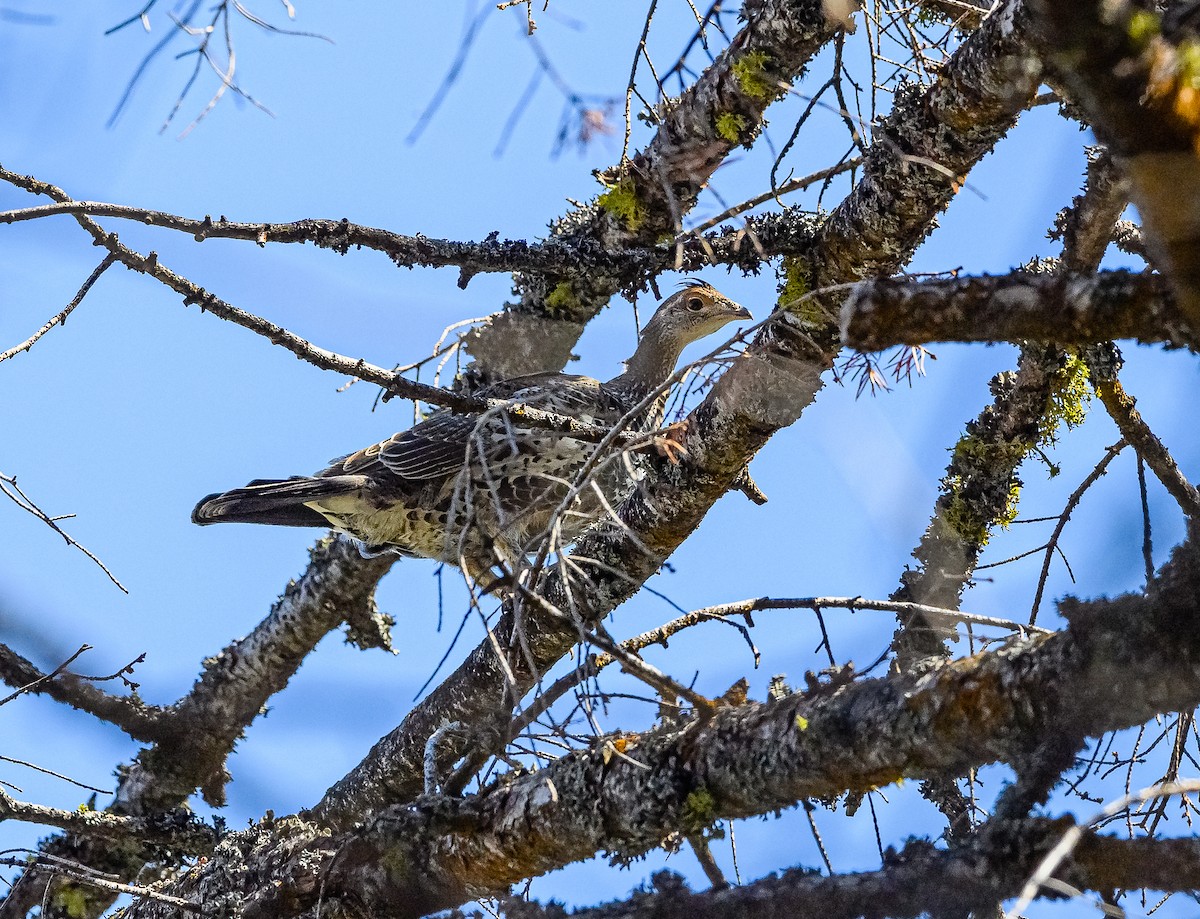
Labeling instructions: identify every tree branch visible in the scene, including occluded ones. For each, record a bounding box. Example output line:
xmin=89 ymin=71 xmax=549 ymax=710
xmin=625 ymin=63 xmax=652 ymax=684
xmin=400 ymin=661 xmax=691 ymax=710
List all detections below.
xmin=125 ymin=531 xmax=1200 ymax=919
xmin=0 ymin=538 xmax=392 ymax=919
xmin=1093 ymin=375 xmax=1200 ymax=519
xmin=0 ymin=253 xmax=118 ymax=363
xmin=0 ymin=789 xmax=214 ymax=855
xmin=0 ymin=198 xmax=821 ymax=288
xmin=0 ymin=643 xmax=165 ymax=742
xmin=493 ymin=820 xmax=1200 ymax=919
xmin=840 ymin=270 xmax=1190 ymax=350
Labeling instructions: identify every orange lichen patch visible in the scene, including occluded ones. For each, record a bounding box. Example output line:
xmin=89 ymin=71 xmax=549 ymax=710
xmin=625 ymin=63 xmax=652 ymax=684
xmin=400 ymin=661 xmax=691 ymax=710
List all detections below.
xmin=908 ymin=636 xmax=1058 ymax=760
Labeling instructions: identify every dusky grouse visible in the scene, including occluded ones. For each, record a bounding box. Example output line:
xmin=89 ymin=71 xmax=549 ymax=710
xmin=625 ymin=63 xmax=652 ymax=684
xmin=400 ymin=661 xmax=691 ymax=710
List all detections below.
xmin=192 ymin=282 xmax=750 ymax=582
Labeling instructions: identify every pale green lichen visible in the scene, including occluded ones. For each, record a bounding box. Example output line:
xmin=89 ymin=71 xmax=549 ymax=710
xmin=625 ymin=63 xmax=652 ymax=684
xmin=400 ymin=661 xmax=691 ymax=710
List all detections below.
xmin=596 ymin=177 xmax=647 ymax=232
xmin=732 ymin=50 xmax=779 ymax=103
xmin=1040 ymin=352 xmax=1091 ymax=448
xmin=715 ymin=112 xmax=748 ymax=144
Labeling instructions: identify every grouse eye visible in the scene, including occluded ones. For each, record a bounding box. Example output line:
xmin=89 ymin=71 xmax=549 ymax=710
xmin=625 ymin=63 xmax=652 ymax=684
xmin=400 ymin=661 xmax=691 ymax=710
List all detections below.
xmin=686 ymin=297 xmax=705 ymax=311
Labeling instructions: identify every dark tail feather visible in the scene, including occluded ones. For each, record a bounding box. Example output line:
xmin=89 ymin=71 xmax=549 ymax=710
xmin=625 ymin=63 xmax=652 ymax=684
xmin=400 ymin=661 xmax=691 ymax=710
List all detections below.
xmin=191 ymin=476 xmax=367 ymax=527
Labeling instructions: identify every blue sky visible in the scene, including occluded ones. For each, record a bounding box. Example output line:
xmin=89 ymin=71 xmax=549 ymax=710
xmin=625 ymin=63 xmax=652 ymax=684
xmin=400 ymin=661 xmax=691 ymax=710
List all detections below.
xmin=2 ymin=3 xmax=1197 ymax=915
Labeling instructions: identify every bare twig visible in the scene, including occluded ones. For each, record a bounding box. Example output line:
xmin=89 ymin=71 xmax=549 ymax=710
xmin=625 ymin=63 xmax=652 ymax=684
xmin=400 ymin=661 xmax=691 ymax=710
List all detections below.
xmin=0 ymin=254 xmax=118 ymax=363
xmin=0 ymin=473 xmax=127 ymax=592
xmin=1030 ymin=441 xmax=1126 ymax=624
xmin=510 ymin=594 xmax=1045 ymax=739
xmin=683 ymin=158 xmax=862 ymax=236
xmin=0 ymin=758 xmax=111 ymax=796
xmin=0 ymin=855 xmax=199 ymax=912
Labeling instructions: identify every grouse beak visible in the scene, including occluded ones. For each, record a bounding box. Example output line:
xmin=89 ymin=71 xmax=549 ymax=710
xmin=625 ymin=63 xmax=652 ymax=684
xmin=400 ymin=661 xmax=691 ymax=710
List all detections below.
xmin=732 ymin=305 xmax=753 ymax=321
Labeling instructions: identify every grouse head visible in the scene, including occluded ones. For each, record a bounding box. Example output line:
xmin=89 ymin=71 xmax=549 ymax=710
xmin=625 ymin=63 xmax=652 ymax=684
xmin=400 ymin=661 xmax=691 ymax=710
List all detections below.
xmin=644 ymin=280 xmax=753 ymax=346
xmin=608 ymin=281 xmax=751 ymax=397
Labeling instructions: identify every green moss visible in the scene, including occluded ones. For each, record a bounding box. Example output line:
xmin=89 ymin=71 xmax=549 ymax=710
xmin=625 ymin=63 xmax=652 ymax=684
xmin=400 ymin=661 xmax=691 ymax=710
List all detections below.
xmin=715 ymin=112 xmax=747 ymax=144
xmin=941 ymin=490 xmax=990 ymax=547
xmin=1127 ymin=9 xmax=1160 ymax=49
xmin=1178 ymin=40 xmax=1200 ymax=90
xmin=544 ymin=281 xmax=581 ymax=316
xmin=732 ymin=50 xmax=779 ymax=103
xmin=53 ymin=887 xmax=92 ymax=919
xmin=596 ymin=177 xmax=647 ymax=232
xmin=780 ymin=256 xmax=824 ymax=326
xmin=681 ymin=788 xmax=718 ymax=834
xmin=940 ymin=352 xmax=1090 ymax=547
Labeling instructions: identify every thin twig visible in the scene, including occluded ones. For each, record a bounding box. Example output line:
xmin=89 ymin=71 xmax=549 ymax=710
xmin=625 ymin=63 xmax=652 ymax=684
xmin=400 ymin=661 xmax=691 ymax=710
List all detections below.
xmin=0 ymin=254 xmax=118 ymax=363
xmin=0 ymin=472 xmax=127 ymax=592
xmin=0 ymin=855 xmax=199 ymax=911
xmin=684 ymin=158 xmax=861 ymax=235
xmin=1029 ymin=441 xmax=1126 ymax=625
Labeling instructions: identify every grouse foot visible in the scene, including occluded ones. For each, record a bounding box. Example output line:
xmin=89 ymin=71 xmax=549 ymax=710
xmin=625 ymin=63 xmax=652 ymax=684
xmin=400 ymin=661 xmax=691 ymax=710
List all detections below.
xmin=649 ymin=419 xmax=690 ymax=465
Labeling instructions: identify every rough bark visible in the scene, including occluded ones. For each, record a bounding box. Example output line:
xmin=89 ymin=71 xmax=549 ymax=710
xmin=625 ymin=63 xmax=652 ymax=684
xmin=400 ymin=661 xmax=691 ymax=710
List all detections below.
xmin=493 ymin=823 xmax=1200 ymax=919
xmin=841 ymin=270 xmax=1190 ymax=350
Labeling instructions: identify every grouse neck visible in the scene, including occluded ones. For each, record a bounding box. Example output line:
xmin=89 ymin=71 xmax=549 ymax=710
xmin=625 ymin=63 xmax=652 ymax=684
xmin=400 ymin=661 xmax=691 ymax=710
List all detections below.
xmin=606 ymin=330 xmax=685 ymax=402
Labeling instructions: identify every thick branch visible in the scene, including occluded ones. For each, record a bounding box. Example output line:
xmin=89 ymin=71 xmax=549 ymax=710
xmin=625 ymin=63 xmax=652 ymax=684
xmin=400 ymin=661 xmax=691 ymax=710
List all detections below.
xmin=132 ymin=538 xmax=394 ymax=810
xmin=890 ymin=345 xmax=1085 ymax=671
xmin=0 ymin=643 xmax=165 ymax=742
xmin=0 ymin=538 xmax=392 ymax=919
xmin=127 ymin=533 xmax=1200 ymax=919
xmin=840 ymin=270 xmax=1190 ymax=350
xmin=495 ymin=821 xmax=1200 ymax=919
xmin=807 ymin=0 xmax=1042 ymax=285
xmin=594 ymin=0 xmax=839 ymax=242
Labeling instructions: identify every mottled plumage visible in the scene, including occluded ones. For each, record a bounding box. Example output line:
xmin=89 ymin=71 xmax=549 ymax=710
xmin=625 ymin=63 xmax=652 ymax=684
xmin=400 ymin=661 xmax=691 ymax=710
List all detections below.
xmin=193 ymin=283 xmax=750 ymax=582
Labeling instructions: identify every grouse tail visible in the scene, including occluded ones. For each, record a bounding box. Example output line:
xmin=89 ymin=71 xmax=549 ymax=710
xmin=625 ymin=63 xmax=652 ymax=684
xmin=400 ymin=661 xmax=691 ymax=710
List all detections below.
xmin=191 ymin=476 xmax=367 ymax=528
